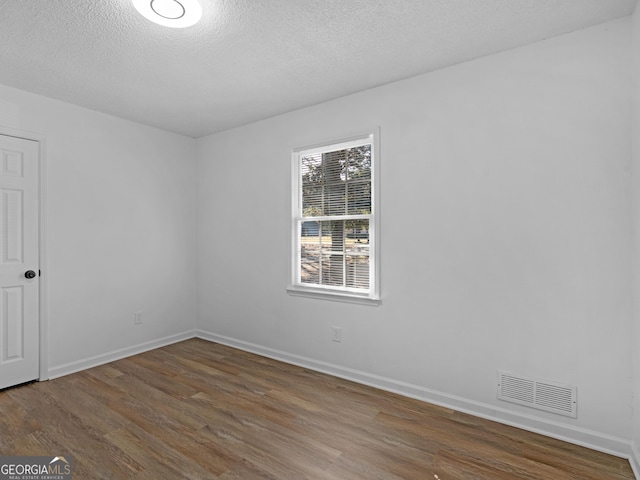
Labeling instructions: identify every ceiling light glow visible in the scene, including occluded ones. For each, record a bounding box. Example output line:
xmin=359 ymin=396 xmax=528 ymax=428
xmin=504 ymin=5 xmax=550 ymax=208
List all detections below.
xmin=132 ymin=0 xmax=202 ymax=28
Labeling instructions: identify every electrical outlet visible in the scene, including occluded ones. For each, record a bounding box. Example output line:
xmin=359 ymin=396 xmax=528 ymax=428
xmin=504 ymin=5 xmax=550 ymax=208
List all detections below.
xmin=331 ymin=326 xmax=342 ymax=343
xmin=134 ymin=312 xmax=143 ymax=325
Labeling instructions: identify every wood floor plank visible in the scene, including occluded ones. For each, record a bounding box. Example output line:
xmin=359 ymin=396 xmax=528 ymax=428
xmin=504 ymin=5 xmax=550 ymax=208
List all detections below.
xmin=104 ymin=424 xmax=217 ymax=480
xmin=7 ymin=388 xmax=144 ymax=479
xmin=0 ymin=338 xmax=634 ymax=479
xmin=0 ymin=394 xmax=41 ymax=451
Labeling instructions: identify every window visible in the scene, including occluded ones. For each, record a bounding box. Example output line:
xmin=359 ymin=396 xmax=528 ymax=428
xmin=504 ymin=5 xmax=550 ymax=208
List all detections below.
xmin=288 ymin=131 xmax=380 ymax=305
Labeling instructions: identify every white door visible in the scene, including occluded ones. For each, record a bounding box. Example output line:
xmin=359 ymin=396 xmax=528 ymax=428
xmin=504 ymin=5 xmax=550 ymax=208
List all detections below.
xmin=0 ymin=134 xmax=39 ymax=390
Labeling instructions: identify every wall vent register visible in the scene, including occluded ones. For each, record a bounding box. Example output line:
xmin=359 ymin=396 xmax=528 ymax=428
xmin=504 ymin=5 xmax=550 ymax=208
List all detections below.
xmin=497 ymin=370 xmax=577 ymax=418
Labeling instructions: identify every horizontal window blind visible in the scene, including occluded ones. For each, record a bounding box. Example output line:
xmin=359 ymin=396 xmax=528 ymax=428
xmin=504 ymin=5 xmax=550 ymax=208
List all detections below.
xmin=294 ymin=137 xmax=374 ymax=294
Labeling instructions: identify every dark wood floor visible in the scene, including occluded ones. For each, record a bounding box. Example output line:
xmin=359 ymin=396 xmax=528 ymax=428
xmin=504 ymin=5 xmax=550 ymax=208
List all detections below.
xmin=0 ymin=338 xmax=634 ymax=479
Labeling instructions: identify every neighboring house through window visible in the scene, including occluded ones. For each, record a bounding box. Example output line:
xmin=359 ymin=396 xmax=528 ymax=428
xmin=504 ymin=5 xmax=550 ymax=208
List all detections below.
xmin=288 ymin=130 xmax=380 ymax=305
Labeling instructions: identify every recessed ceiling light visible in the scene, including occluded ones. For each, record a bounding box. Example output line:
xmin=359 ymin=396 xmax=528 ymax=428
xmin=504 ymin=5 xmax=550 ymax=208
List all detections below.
xmin=132 ymin=0 xmax=202 ymax=28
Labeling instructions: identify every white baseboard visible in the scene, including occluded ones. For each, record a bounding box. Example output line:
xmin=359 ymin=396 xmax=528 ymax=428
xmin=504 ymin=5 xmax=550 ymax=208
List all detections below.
xmin=630 ymin=443 xmax=640 ymax=480
xmin=47 ymin=330 xmax=196 ymax=379
xmin=196 ymin=329 xmax=634 ymax=464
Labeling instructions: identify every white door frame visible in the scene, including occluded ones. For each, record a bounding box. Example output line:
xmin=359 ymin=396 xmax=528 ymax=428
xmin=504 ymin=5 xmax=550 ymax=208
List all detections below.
xmin=0 ymin=125 xmax=48 ymax=381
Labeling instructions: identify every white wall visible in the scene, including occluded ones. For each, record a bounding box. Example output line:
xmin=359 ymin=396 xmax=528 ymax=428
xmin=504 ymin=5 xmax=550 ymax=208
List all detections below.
xmin=197 ymin=18 xmax=634 ymax=453
xmin=0 ymin=84 xmax=198 ymax=375
xmin=631 ymin=4 xmax=640 ymax=475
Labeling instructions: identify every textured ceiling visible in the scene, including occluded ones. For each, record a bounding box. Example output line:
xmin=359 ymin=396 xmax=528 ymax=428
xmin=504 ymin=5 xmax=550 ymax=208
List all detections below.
xmin=0 ymin=0 xmax=636 ymax=137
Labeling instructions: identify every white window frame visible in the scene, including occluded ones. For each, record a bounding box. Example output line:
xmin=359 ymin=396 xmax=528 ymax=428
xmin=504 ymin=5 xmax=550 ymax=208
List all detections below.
xmin=287 ymin=129 xmax=381 ymax=306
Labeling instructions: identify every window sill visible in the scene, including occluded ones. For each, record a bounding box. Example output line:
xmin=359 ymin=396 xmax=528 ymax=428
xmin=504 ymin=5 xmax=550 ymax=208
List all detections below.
xmin=287 ymin=286 xmax=381 ymax=306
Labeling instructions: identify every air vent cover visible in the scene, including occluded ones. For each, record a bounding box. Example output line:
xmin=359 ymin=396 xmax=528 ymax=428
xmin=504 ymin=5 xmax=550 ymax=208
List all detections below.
xmin=497 ymin=370 xmax=577 ymax=418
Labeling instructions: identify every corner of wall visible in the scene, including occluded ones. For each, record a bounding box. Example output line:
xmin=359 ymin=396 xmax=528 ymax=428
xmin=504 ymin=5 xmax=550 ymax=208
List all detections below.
xmin=631 ymin=5 xmax=640 ymax=479
xmin=630 ymin=442 xmax=640 ymax=479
